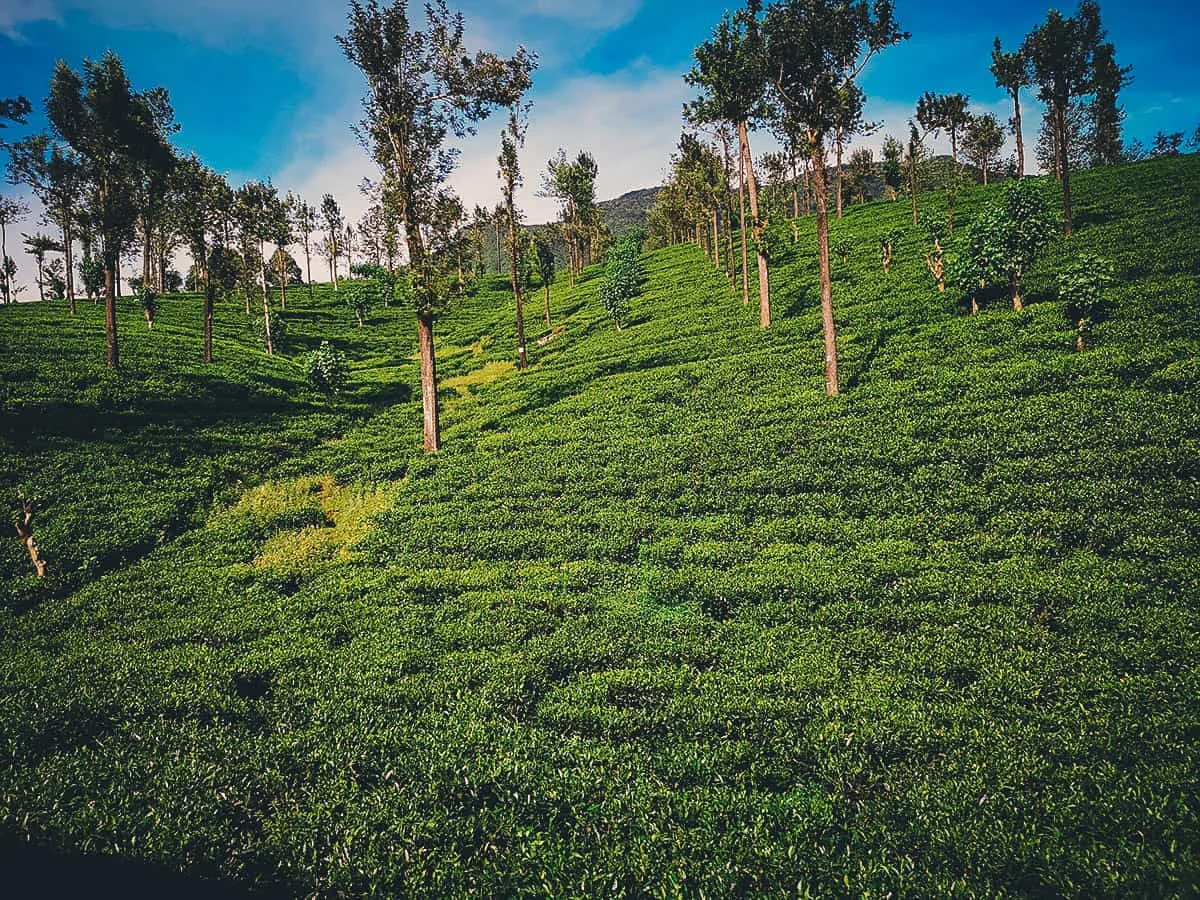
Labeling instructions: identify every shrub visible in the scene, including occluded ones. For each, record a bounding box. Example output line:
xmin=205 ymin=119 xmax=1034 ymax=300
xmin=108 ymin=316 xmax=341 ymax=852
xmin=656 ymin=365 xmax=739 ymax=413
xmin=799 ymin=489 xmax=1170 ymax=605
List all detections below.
xmin=139 ymin=288 xmax=159 ymax=329
xmin=305 ymin=340 xmax=349 ymax=402
xmin=1059 ymin=253 xmax=1115 ymax=349
xmin=258 ymin=312 xmax=287 ymax=352
xmin=599 ymin=231 xmax=646 ymax=330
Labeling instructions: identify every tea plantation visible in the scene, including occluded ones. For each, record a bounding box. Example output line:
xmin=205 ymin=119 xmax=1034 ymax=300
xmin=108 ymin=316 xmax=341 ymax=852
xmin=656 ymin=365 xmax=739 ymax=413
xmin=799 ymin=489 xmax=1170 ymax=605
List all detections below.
xmin=2 ymin=156 xmax=1198 ymax=896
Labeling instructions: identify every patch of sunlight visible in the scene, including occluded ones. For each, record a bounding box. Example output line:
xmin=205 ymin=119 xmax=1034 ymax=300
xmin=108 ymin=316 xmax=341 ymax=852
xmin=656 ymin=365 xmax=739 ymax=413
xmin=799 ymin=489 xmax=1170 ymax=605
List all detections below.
xmin=442 ymin=360 xmax=515 ymax=400
xmin=234 ymin=475 xmax=396 ymax=573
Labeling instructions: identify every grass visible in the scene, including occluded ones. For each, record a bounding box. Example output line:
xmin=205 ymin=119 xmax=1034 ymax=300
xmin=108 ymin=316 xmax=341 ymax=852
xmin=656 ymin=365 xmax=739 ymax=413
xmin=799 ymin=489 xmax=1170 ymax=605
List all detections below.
xmin=1 ymin=155 xmax=1198 ymax=896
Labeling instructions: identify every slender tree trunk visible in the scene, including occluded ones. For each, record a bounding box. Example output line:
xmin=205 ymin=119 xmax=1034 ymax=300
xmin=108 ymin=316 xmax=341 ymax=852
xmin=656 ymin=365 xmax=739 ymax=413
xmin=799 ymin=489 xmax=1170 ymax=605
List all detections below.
xmin=740 ymin=120 xmax=770 ymax=328
xmin=1012 ymin=271 xmax=1023 ymax=311
xmin=304 ymin=236 xmax=313 ymax=301
xmin=259 ymin=240 xmax=273 ymax=356
xmin=1058 ymin=104 xmax=1074 ymax=237
xmin=504 ymin=178 xmax=529 ymax=371
xmin=544 ymin=282 xmax=552 ymax=328
xmin=35 ymin=258 xmax=45 ymax=302
xmin=738 ymin=138 xmax=749 ymax=305
xmin=104 ymin=264 xmax=118 ymax=369
xmin=64 ymin=220 xmax=75 ymax=315
xmin=1013 ymin=90 xmax=1025 ymax=178
xmin=417 ymin=315 xmax=440 ymax=452
xmin=810 ymin=133 xmax=838 ymax=396
xmin=202 ymin=249 xmax=214 ymax=364
xmin=792 ymin=155 xmax=800 ymax=219
xmin=835 ymin=130 xmax=844 ymax=220
xmin=278 ymin=251 xmax=287 ymax=310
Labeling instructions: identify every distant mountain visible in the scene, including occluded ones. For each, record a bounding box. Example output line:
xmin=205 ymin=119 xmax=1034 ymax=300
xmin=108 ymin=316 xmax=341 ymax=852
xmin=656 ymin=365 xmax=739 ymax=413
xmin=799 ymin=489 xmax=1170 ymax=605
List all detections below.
xmin=596 ymin=186 xmax=661 ymax=237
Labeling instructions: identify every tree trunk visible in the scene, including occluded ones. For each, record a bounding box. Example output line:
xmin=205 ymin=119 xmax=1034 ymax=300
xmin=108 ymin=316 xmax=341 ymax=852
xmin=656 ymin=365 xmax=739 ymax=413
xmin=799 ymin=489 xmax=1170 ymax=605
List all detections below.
xmin=739 ymin=120 xmax=770 ymax=329
xmin=304 ymin=236 xmax=313 ymax=302
xmin=835 ymin=130 xmax=844 ymax=220
xmin=278 ymin=251 xmax=287 ymax=310
xmin=203 ymin=250 xmax=214 ymax=364
xmin=1012 ymin=271 xmax=1023 ymax=311
xmin=1013 ymin=90 xmax=1025 ymax=178
xmin=417 ymin=315 xmax=440 ymax=453
xmin=791 ymin=156 xmax=800 ymax=219
xmin=504 ymin=179 xmax=528 ymax=371
xmin=104 ymin=264 xmax=118 ymax=369
xmin=1058 ymin=104 xmax=1074 ymax=237
xmin=259 ymin=241 xmax=273 ymax=356
xmin=810 ymin=133 xmax=838 ymax=396
xmin=712 ymin=208 xmax=720 ymax=269
xmin=35 ymin=257 xmax=45 ymax=302
xmin=15 ymin=499 xmax=47 ymax=578
xmin=544 ymin=283 xmax=552 ymax=328
xmin=64 ymin=220 xmax=76 ymax=315
xmin=738 ymin=137 xmax=749 ymax=306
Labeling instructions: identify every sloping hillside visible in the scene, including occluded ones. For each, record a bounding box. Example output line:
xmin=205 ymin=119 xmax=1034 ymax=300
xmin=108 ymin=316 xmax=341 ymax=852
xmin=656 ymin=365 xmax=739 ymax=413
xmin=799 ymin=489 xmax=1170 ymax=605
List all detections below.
xmin=1 ymin=156 xmax=1198 ymax=896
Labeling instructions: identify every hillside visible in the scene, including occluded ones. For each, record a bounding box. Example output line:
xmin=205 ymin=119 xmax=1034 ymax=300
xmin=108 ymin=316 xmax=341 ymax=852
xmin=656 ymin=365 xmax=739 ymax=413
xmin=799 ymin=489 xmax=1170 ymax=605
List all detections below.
xmin=2 ymin=156 xmax=1199 ymax=896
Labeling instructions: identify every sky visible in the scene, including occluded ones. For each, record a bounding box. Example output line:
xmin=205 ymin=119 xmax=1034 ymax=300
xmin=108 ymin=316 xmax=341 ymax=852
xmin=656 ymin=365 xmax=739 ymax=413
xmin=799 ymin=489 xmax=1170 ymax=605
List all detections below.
xmin=1 ymin=0 xmax=1197 ymax=294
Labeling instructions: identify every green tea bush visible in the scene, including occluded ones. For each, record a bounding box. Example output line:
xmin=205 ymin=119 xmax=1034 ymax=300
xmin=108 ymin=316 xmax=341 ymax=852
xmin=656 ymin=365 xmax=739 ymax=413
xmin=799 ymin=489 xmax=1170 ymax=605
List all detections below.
xmin=305 ymin=340 xmax=349 ymax=402
xmin=1059 ymin=253 xmax=1115 ymax=347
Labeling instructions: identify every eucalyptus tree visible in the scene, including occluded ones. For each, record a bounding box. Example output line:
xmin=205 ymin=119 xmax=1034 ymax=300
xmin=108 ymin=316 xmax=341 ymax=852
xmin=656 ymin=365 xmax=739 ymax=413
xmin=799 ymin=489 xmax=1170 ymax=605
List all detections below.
xmin=22 ymin=232 xmax=62 ymax=301
xmin=686 ymin=0 xmax=770 ymax=321
xmin=47 ymin=52 xmax=174 ymax=367
xmin=963 ymin=113 xmax=1006 ymax=184
xmin=236 ymin=180 xmax=279 ymax=354
xmin=271 ymin=195 xmax=296 ymax=310
xmin=831 ymin=84 xmax=876 ymax=219
xmin=1023 ymin=0 xmax=1104 ymax=236
xmin=321 ymin=193 xmax=343 ymax=288
xmin=764 ymin=0 xmax=906 ymax=396
xmin=358 ymin=203 xmax=385 ymax=267
xmin=290 ymin=194 xmax=317 ymax=300
xmin=339 ymin=0 xmax=535 ymax=453
xmin=1089 ymin=41 xmax=1131 ymax=166
xmin=172 ymin=155 xmax=226 ymax=362
xmin=0 ymin=97 xmax=32 ymax=137
xmin=845 ymin=146 xmax=874 ymax=205
xmin=541 ymin=150 xmax=599 ymax=284
xmin=916 ymin=91 xmax=969 ymax=232
xmin=498 ymin=104 xmax=535 ymax=370
xmin=990 ymin=38 xmax=1031 ymax=177
xmin=343 ymin=223 xmax=358 ymax=273
xmin=533 ymin=235 xmax=555 ymax=327
xmin=9 ymin=135 xmax=86 ymax=312
xmin=0 ymin=196 xmax=29 ymax=303
xmin=881 ymin=135 xmax=904 ymax=198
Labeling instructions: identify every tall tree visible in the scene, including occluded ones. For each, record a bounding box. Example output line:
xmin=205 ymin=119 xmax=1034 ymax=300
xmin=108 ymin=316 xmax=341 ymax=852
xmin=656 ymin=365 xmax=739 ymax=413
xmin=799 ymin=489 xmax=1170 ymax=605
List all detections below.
xmin=686 ymin=0 xmax=771 ymax=323
xmin=963 ymin=113 xmax=1006 ymax=185
xmin=1089 ymin=41 xmax=1131 ymax=166
xmin=47 ymin=52 xmax=175 ymax=368
xmin=765 ymin=0 xmax=906 ymax=395
xmin=8 ymin=135 xmax=85 ymax=313
xmin=172 ymin=155 xmax=226 ymax=363
xmin=271 ymin=195 xmax=295 ymax=310
xmin=533 ymin=235 xmax=555 ymax=327
xmin=339 ymin=0 xmax=534 ymax=453
xmin=291 ymin=195 xmax=317 ymax=300
xmin=0 ymin=196 xmax=29 ymax=303
xmin=990 ymin=38 xmax=1031 ymax=177
xmin=320 ymin=193 xmax=343 ymax=289
xmin=22 ymin=232 xmax=62 ymax=301
xmin=498 ymin=103 xmax=535 ymax=370
xmin=1024 ymin=0 xmax=1104 ymax=236
xmin=236 ymin=180 xmax=279 ymax=355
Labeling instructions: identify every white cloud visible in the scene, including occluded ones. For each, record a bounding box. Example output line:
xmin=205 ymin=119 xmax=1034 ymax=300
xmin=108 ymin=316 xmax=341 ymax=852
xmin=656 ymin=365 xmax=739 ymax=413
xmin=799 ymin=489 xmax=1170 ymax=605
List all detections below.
xmin=0 ymin=0 xmax=57 ymax=38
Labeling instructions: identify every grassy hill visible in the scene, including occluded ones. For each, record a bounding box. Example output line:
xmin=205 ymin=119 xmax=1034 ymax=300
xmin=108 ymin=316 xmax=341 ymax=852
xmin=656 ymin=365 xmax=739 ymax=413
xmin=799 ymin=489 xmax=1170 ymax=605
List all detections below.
xmin=1 ymin=155 xmax=1198 ymax=897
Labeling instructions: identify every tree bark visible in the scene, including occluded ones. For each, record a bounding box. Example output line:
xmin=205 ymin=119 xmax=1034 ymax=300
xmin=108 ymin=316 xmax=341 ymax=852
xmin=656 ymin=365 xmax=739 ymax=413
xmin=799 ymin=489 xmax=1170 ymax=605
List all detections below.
xmin=738 ymin=135 xmax=749 ymax=306
xmin=104 ymin=264 xmax=118 ymax=369
xmin=259 ymin=240 xmax=273 ymax=356
xmin=739 ymin=120 xmax=770 ymax=329
xmin=835 ymin=129 xmax=844 ymax=220
xmin=544 ymin=282 xmax=551 ymax=328
xmin=1057 ymin=104 xmax=1074 ymax=237
xmin=64 ymin=220 xmax=75 ymax=315
xmin=417 ymin=315 xmax=441 ymax=453
xmin=278 ymin=251 xmax=287 ymax=310
xmin=504 ymin=180 xmax=528 ymax=371
xmin=810 ymin=133 xmax=838 ymax=396
xmin=304 ymin=235 xmax=313 ymax=302
xmin=202 ymin=250 xmax=214 ymax=364
xmin=15 ymin=499 xmax=47 ymax=578
xmin=712 ymin=208 xmax=720 ymax=269
xmin=1013 ymin=90 xmax=1025 ymax=178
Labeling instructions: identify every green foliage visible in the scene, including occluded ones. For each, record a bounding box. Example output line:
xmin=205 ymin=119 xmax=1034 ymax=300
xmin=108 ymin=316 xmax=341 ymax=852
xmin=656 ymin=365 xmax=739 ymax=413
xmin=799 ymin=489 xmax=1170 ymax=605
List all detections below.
xmin=834 ymin=239 xmax=852 ymax=264
xmin=956 ymin=178 xmax=1058 ymax=305
xmin=351 ymin=262 xmax=397 ymax=306
xmin=79 ymin=255 xmax=104 ymax=298
xmin=139 ymin=287 xmax=158 ymax=319
xmin=1059 ymin=252 xmax=1115 ymax=326
xmin=343 ymin=279 xmax=373 ymax=325
xmin=599 ymin=230 xmax=646 ymax=329
xmin=258 ymin=311 xmax=287 ymax=352
xmin=305 ymin=340 xmax=349 ymax=402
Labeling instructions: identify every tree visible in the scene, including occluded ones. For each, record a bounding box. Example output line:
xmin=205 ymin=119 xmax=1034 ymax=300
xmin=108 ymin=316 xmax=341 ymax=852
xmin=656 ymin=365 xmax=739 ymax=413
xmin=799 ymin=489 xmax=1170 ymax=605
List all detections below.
xmin=267 ymin=248 xmax=303 ymax=287
xmin=339 ymin=0 xmax=535 ymax=453
xmin=881 ymin=135 xmax=904 ymax=198
xmin=1058 ymin=253 xmax=1113 ymax=349
xmin=532 ymin=235 xmax=555 ymax=327
xmin=831 ymin=84 xmax=876 ymax=218
xmin=922 ymin=215 xmax=948 ymax=293
xmin=845 ymin=146 xmax=874 ymax=205
xmin=47 ymin=52 xmax=175 ymax=367
xmin=540 ymin=149 xmax=599 ymax=284
xmin=764 ymin=0 xmax=907 ymax=395
xmin=1035 ymin=101 xmax=1090 ymax=176
xmin=8 ymin=135 xmax=86 ymax=313
xmin=291 ymin=195 xmax=317 ymax=300
xmin=963 ymin=113 xmax=1006 ymax=185
xmin=686 ymin=0 xmax=771 ymax=323
xmin=0 ymin=96 xmax=32 ymax=139
xmin=0 ymin=196 xmax=29 ymax=303
xmin=991 ymin=38 xmax=1031 ymax=177
xmin=904 ymin=123 xmax=931 ymax=225
xmin=22 ymin=232 xmax=62 ymax=301
xmin=878 ymin=227 xmax=900 ymax=273
xmin=498 ymin=102 xmax=536 ymax=370
xmin=0 ymin=256 xmax=18 ymax=303
xmin=917 ymin=92 xmax=971 ymax=172
xmin=306 ymin=341 xmax=349 ymax=402
xmin=1089 ymin=41 xmax=1131 ymax=167
xmin=270 ymin=197 xmax=295 ymax=309
xmin=171 ymin=156 xmax=227 ymax=362
xmin=600 ymin=230 xmax=645 ymax=330
xmin=1150 ymin=131 xmax=1184 ymax=158
xmin=236 ymin=180 xmax=280 ymax=355
xmin=958 ymin=178 xmax=1057 ymax=311
xmin=1024 ymin=0 xmax=1105 ymax=236
xmin=321 ymin=193 xmax=343 ymax=289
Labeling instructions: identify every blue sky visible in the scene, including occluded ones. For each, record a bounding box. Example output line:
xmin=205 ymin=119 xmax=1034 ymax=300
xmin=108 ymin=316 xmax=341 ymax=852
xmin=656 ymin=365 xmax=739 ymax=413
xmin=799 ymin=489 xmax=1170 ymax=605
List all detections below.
xmin=1 ymin=0 xmax=1198 ymax=288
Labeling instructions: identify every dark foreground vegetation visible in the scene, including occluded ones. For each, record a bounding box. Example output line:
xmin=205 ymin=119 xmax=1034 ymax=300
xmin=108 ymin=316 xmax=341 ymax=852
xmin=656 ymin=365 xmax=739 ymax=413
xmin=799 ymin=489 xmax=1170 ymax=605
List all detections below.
xmin=1 ymin=156 xmax=1199 ymax=896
